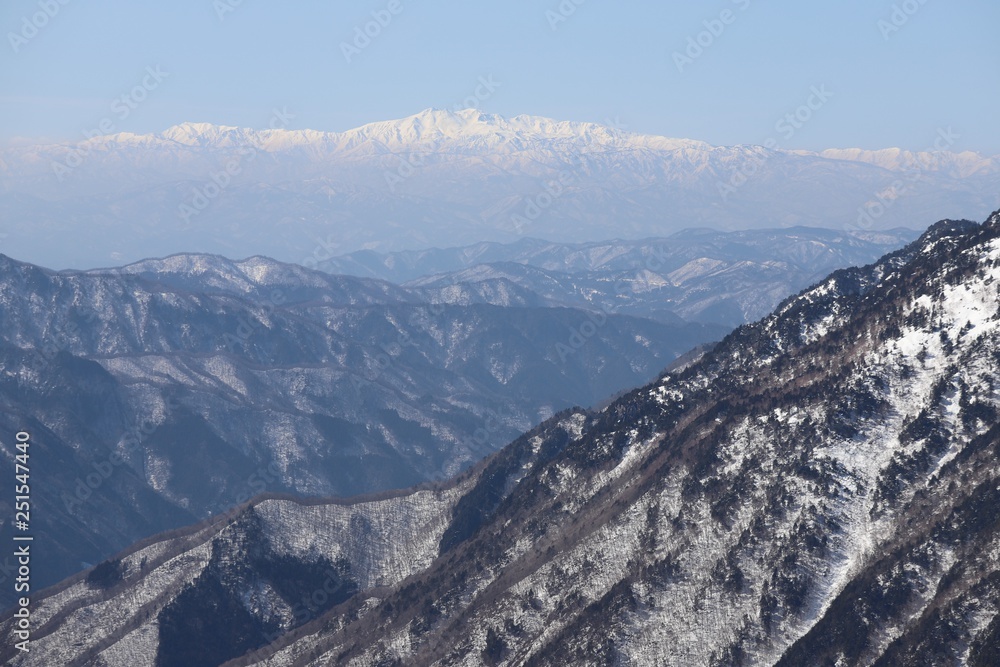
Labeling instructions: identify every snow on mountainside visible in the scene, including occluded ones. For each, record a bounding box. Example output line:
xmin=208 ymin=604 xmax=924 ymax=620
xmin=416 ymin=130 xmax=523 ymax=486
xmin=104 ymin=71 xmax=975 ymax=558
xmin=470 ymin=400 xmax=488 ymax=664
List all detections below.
xmin=0 ymin=109 xmax=995 ymax=269
xmin=320 ymin=227 xmax=919 ymax=282
xmin=0 ymin=227 xmax=910 ymax=609
xmin=810 ymin=147 xmax=998 ymax=178
xmin=0 ymin=250 xmax=727 ymax=609
xmin=52 ymin=110 xmax=712 ymax=155
xmin=324 ymin=227 xmax=919 ymax=326
xmin=45 ymin=110 xmax=995 ymax=172
xmin=7 ymin=210 xmax=1000 ymax=666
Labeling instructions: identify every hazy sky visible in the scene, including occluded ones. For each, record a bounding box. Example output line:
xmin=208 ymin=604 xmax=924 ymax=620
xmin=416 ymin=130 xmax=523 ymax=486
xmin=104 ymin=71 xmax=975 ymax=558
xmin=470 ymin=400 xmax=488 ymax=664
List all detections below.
xmin=2 ymin=0 xmax=998 ymax=153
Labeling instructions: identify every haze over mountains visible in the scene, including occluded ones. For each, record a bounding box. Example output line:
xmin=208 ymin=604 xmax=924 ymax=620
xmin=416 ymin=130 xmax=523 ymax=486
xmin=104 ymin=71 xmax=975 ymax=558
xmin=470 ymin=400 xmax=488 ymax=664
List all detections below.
xmin=6 ymin=211 xmax=998 ymax=666
xmin=2 ymin=108 xmax=997 ymax=269
xmin=322 ymin=227 xmax=918 ymax=326
xmin=2 ymin=105 xmax=998 ymax=664
xmin=0 ymin=224 xmax=914 ymax=609
xmin=0 ymin=248 xmax=729 ymax=609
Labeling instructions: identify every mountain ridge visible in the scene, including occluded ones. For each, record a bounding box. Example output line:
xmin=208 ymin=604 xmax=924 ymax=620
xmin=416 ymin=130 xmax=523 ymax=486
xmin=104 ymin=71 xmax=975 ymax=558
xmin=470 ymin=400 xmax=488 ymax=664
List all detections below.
xmin=5 ymin=210 xmax=999 ymax=665
xmin=2 ymin=109 xmax=996 ymax=269
xmin=0 ymin=246 xmax=729 ymax=608
xmin=27 ymin=110 xmax=999 ymax=171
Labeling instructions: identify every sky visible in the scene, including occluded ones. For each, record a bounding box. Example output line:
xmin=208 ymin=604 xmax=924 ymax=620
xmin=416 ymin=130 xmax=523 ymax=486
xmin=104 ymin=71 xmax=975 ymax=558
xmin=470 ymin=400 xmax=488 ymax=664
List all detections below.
xmin=1 ymin=0 xmax=998 ymax=154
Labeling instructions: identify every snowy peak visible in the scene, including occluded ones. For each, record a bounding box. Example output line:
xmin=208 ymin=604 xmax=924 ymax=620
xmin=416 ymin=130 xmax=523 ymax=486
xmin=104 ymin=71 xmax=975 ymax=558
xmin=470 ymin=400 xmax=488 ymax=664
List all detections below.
xmin=158 ymin=122 xmax=245 ymax=146
xmin=40 ymin=110 xmax=994 ymax=166
xmin=139 ymin=109 xmax=708 ymax=155
xmin=55 ymin=111 xmax=992 ymax=166
xmin=24 ymin=111 xmax=996 ymax=193
xmin=2 ymin=110 xmax=997 ymax=270
xmin=812 ymin=146 xmax=998 ymax=178
xmin=987 ymin=208 xmax=1000 ymax=229
xmin=89 ymin=251 xmax=420 ymax=305
xmin=312 ymin=107 xmax=688 ymax=149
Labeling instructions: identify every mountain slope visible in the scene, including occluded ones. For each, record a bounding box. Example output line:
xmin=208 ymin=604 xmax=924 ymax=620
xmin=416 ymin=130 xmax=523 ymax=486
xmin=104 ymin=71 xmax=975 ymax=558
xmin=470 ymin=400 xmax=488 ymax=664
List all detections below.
xmin=0 ymin=252 xmax=726 ymax=609
xmin=320 ymin=227 xmax=918 ymax=283
xmin=0 ymin=109 xmax=994 ymax=269
xmin=7 ymin=211 xmax=999 ymax=665
xmin=392 ymin=227 xmax=918 ymax=326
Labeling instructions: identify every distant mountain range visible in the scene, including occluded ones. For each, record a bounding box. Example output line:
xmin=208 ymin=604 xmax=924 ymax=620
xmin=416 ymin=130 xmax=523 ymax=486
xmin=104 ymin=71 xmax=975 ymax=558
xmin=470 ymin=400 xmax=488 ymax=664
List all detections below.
xmin=323 ymin=227 xmax=919 ymax=326
xmin=2 ymin=108 xmax=996 ymax=268
xmin=7 ymin=212 xmax=998 ymax=666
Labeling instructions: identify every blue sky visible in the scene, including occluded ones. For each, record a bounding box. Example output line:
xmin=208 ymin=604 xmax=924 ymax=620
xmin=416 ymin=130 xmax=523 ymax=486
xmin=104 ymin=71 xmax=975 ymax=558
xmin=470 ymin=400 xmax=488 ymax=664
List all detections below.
xmin=2 ymin=0 xmax=998 ymax=153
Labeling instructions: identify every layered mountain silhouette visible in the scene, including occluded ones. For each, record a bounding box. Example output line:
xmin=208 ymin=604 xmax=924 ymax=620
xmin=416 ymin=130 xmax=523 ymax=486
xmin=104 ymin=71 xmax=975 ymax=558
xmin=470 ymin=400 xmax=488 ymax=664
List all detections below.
xmin=324 ymin=227 xmax=918 ymax=326
xmin=5 ymin=211 xmax=999 ymax=665
xmin=0 ymin=251 xmax=731 ymax=609
xmin=0 ymin=228 xmax=911 ymax=608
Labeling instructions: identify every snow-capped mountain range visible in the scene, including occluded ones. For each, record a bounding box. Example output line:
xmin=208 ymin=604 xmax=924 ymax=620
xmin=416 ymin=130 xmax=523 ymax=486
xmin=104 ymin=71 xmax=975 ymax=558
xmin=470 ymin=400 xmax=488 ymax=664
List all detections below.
xmin=1 ymin=109 xmax=997 ymax=269
xmin=7 ymin=211 xmax=999 ymax=666
xmin=16 ymin=110 xmax=996 ymax=173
